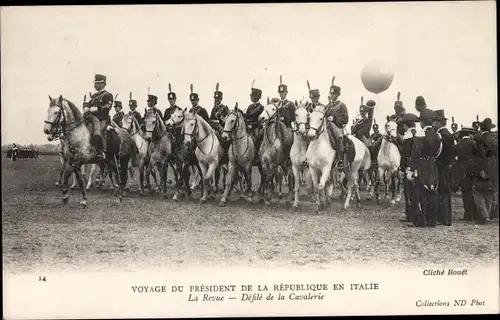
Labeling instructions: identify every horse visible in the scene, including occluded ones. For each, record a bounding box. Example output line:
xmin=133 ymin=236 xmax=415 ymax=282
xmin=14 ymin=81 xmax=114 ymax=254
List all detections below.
xmin=122 ymin=112 xmax=160 ymax=194
xmin=290 ymin=100 xmax=311 ymax=210
xmin=165 ymin=108 xmax=204 ymax=201
xmin=258 ymin=101 xmax=293 ymax=206
xmin=306 ymin=105 xmax=336 ymax=212
xmin=143 ymin=108 xmax=174 ymax=198
xmin=182 ymin=109 xmax=223 ymax=203
xmin=372 ymin=119 xmax=403 ymax=205
xmin=43 ymin=95 xmax=134 ymax=206
xmin=219 ymin=104 xmax=255 ymax=206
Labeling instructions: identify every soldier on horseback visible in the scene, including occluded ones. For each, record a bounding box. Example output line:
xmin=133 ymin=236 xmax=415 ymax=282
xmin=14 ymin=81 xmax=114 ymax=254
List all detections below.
xmin=85 ymin=74 xmax=114 ymax=160
xmin=112 ymin=100 xmax=125 ymax=128
xmin=352 ymin=97 xmax=375 ymax=147
xmin=209 ymin=83 xmax=230 ymax=133
xmin=163 ymin=84 xmax=180 ymax=122
xmin=370 ymin=122 xmax=382 ymax=144
xmin=325 ymin=77 xmax=349 ymax=173
xmin=245 ymin=85 xmax=265 ymax=151
xmin=128 ymin=94 xmax=142 ymax=126
xmin=276 ymin=75 xmax=296 ymax=129
xmin=188 ymin=85 xmax=209 ymax=122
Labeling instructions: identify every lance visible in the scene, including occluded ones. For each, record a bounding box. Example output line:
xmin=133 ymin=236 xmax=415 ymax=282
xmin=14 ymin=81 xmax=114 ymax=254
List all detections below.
xmin=251 ymin=79 xmax=255 ymax=89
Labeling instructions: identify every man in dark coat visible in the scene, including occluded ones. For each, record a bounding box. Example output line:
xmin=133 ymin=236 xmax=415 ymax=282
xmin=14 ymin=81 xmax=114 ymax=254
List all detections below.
xmin=163 ymin=85 xmax=180 ymax=122
xmin=112 ymin=101 xmax=125 ymax=128
xmin=370 ymin=123 xmax=382 ymax=144
xmin=325 ymin=80 xmax=349 ymax=173
xmin=407 ymin=109 xmax=441 ymax=227
xmin=433 ymin=109 xmax=454 ymax=226
xmin=129 ymin=98 xmax=142 ymax=127
xmin=209 ymin=84 xmax=230 ymax=133
xmin=87 ymin=74 xmax=114 ymax=159
xmin=276 ymin=76 xmax=296 ymax=129
xmin=189 ymin=91 xmax=209 ymax=122
xmin=397 ymin=113 xmax=420 ymax=223
xmin=472 ymin=118 xmax=498 ymax=223
xmin=453 ymin=127 xmax=478 ymax=221
xmin=245 ymin=87 xmax=265 ymax=152
xmin=352 ymin=99 xmax=376 ymax=147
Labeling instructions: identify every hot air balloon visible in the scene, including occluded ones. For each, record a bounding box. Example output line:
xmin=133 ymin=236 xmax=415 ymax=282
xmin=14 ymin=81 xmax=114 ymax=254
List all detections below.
xmin=360 ymin=60 xmax=394 ymax=94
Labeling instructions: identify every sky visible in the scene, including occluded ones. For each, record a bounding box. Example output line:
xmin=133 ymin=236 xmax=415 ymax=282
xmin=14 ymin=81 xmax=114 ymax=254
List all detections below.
xmin=1 ymin=2 xmax=497 ymax=145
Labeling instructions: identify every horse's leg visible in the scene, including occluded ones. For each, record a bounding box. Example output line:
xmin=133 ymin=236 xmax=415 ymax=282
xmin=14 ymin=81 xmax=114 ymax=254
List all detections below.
xmin=354 ymin=169 xmax=362 ymax=208
xmin=182 ymin=163 xmax=192 ymax=199
xmin=375 ymin=168 xmax=383 ymax=204
xmin=199 ymin=163 xmax=209 ymax=204
xmin=220 ymin=161 xmax=237 ymax=206
xmin=117 ymin=156 xmax=129 ymax=203
xmin=145 ymin=160 xmax=155 ymax=195
xmin=317 ymin=164 xmax=332 ymax=212
xmin=160 ymin=162 xmax=168 ymax=199
xmin=308 ymin=166 xmax=320 ymax=211
xmin=395 ymin=175 xmax=403 ymax=203
xmin=286 ymin=166 xmax=294 ymax=203
xmin=61 ymin=165 xmax=73 ymax=205
xmin=344 ymin=171 xmax=355 ymax=210
xmin=291 ymin=164 xmax=301 ymax=210
xmin=73 ymin=165 xmax=88 ymax=208
xmin=389 ymin=171 xmax=397 ymax=206
xmin=138 ymin=159 xmax=145 ymax=195
xmin=367 ymin=168 xmax=375 ymax=200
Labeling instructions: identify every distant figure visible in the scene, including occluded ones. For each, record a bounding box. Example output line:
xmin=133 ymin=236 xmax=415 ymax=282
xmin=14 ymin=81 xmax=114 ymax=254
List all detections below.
xmin=11 ymin=143 xmax=18 ymax=161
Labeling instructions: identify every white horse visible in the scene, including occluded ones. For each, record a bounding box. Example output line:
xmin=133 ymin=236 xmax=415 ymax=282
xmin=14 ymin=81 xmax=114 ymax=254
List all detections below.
xmin=306 ymin=105 xmax=336 ymax=212
xmin=372 ymin=119 xmax=403 ymax=205
xmin=183 ymin=109 xmax=223 ymax=203
xmin=290 ymin=100 xmax=310 ymax=210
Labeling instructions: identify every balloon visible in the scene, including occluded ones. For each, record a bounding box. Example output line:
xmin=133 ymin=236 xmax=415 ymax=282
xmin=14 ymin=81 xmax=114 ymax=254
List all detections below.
xmin=361 ymin=60 xmax=394 ymax=94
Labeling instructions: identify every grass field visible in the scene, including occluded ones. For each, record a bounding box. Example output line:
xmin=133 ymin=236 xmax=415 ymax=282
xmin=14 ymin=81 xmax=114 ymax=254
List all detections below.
xmin=2 ymin=154 xmax=498 ymax=273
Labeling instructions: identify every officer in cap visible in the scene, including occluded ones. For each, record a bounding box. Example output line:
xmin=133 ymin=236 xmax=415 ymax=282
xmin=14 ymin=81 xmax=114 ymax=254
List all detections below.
xmin=87 ymin=74 xmax=114 ymax=159
xmin=188 ymin=84 xmax=209 ymax=122
xmin=276 ymin=75 xmax=296 ymax=129
xmin=128 ymin=93 xmax=142 ymax=126
xmin=163 ymin=83 xmax=180 ymax=122
xmin=112 ymin=99 xmax=125 ymax=128
xmin=245 ymin=81 xmax=265 ymax=144
xmin=307 ymin=87 xmax=322 ymax=113
xmin=325 ymin=77 xmax=349 ymax=172
xmin=397 ymin=112 xmax=420 ymax=223
xmin=433 ymin=109 xmax=454 ymax=226
xmin=407 ymin=109 xmax=441 ymax=227
xmin=209 ymin=82 xmax=230 ymax=130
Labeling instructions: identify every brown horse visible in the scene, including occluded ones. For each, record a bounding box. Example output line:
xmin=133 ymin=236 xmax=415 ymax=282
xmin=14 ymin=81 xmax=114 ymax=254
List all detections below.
xmin=43 ymin=95 xmax=134 ymax=206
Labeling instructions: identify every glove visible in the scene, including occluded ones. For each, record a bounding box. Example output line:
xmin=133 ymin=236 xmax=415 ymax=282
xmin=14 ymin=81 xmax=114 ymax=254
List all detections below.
xmin=327 ymin=116 xmax=334 ymax=122
xmin=407 ymin=170 xmax=414 ymax=181
xmin=90 ymin=106 xmax=98 ymax=112
xmin=480 ymin=170 xmax=487 ymax=179
xmin=83 ymin=106 xmax=90 ymax=113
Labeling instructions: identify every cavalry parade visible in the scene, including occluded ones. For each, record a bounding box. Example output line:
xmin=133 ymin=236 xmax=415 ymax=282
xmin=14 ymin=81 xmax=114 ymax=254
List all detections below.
xmin=41 ymin=69 xmax=498 ymax=228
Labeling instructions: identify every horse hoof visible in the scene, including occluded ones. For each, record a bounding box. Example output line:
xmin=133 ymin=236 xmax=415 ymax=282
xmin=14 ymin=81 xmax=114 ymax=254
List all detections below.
xmin=264 ymin=201 xmax=271 ymax=207
xmin=291 ymin=204 xmax=299 ymax=211
xmin=54 ymin=182 xmax=61 ymax=186
xmin=218 ymin=200 xmax=227 ymax=207
xmin=62 ymin=197 xmax=69 ymax=205
xmin=356 ymin=203 xmax=362 ymax=209
xmin=80 ymin=201 xmax=87 ymax=208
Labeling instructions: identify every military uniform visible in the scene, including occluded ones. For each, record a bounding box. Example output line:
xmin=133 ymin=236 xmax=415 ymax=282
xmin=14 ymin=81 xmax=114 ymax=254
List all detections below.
xmin=210 ymin=90 xmax=230 ymax=128
xmin=143 ymin=95 xmax=163 ymax=120
xmin=325 ymin=84 xmax=349 ymax=169
xmin=164 ymin=90 xmax=180 ymax=122
xmin=245 ymin=88 xmax=265 ymax=151
xmin=454 ymin=127 xmax=478 ymax=221
xmin=112 ymin=101 xmax=125 ymax=128
xmin=276 ymin=80 xmax=296 ymax=129
xmin=408 ymin=109 xmax=441 ymax=227
xmin=472 ymin=118 xmax=498 ymax=223
xmin=398 ymin=113 xmax=419 ymax=223
xmin=87 ymin=74 xmax=114 ymax=154
xmin=370 ymin=124 xmax=382 ymax=144
xmin=128 ymin=99 xmax=142 ymax=126
xmin=434 ymin=109 xmax=454 ymax=226
xmin=352 ymin=100 xmax=375 ymax=146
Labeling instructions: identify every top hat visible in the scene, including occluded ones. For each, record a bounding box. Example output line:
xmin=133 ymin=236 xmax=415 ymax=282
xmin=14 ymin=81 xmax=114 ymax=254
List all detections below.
xmin=278 ymin=75 xmax=287 ymax=93
xmin=434 ymin=109 xmax=448 ymax=122
xmin=213 ymin=82 xmax=223 ymax=99
xmin=189 ymin=84 xmax=199 ymax=101
xmin=94 ymin=74 xmax=107 ymax=84
xmin=167 ymin=83 xmax=176 ymax=100
xmin=480 ymin=118 xmax=496 ymax=130
xmin=418 ymin=109 xmax=437 ymax=122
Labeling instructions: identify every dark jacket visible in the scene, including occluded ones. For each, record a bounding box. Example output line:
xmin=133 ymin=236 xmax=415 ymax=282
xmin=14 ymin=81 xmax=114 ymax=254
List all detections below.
xmin=436 ymin=126 xmax=454 ymax=167
xmin=277 ymin=99 xmax=296 ymax=128
xmin=325 ymin=99 xmax=348 ymax=127
xmin=210 ymin=103 xmax=230 ymax=123
xmin=164 ymin=105 xmax=180 ymax=122
xmin=89 ymin=90 xmax=113 ymax=122
xmin=191 ymin=105 xmax=210 ymax=122
xmin=410 ymin=126 xmax=442 ymax=171
xmin=245 ymin=102 xmax=264 ymax=128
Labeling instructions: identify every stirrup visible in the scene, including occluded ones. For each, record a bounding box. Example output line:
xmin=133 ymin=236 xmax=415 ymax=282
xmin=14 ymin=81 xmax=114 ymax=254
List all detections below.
xmin=336 ymin=160 xmax=344 ymax=169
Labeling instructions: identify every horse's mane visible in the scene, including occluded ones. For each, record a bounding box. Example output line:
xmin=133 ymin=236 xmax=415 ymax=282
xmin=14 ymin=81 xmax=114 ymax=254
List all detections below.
xmin=186 ymin=112 xmax=213 ymax=135
xmin=313 ymin=104 xmax=327 ymax=113
xmin=53 ymin=97 xmax=82 ymax=124
xmin=130 ymin=113 xmax=144 ymax=136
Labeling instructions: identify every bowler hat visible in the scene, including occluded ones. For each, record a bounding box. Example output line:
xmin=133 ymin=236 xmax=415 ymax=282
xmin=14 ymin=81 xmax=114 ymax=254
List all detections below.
xmin=94 ymin=74 xmax=107 ymax=84
xmin=329 ymin=85 xmax=341 ymax=95
xmin=190 ymin=93 xmax=199 ymax=101
xmin=397 ymin=113 xmax=420 ymax=124
xmin=250 ymin=88 xmax=262 ymax=97
xmin=309 ymin=89 xmax=320 ymax=98
xmin=480 ymin=118 xmax=496 ymax=130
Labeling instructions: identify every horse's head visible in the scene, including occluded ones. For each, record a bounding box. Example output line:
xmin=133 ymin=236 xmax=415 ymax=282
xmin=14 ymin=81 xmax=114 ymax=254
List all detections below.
xmin=44 ymin=95 xmax=79 ymax=141
xmin=143 ymin=109 xmax=160 ymax=141
xmin=222 ymin=104 xmax=243 ymax=142
xmin=259 ymin=102 xmax=278 ymax=124
xmin=183 ymin=109 xmax=198 ymax=149
xmin=295 ymin=100 xmax=310 ymax=136
xmin=122 ymin=112 xmax=134 ymax=134
xmin=308 ymin=105 xmax=326 ymax=139
xmin=165 ymin=107 xmax=184 ymax=128
xmin=384 ymin=119 xmax=399 ymax=139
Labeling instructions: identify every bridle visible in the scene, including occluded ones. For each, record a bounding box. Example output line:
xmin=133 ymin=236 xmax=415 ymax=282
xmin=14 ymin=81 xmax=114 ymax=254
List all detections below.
xmin=184 ymin=114 xmax=214 ymax=155
xmin=44 ymin=101 xmax=79 ymax=136
xmin=124 ymin=113 xmax=141 ymax=137
xmin=292 ymin=105 xmax=310 ymax=136
xmin=308 ymin=109 xmax=326 ymax=138
xmin=223 ymin=111 xmax=247 ymax=141
xmin=145 ymin=111 xmax=167 ymax=141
